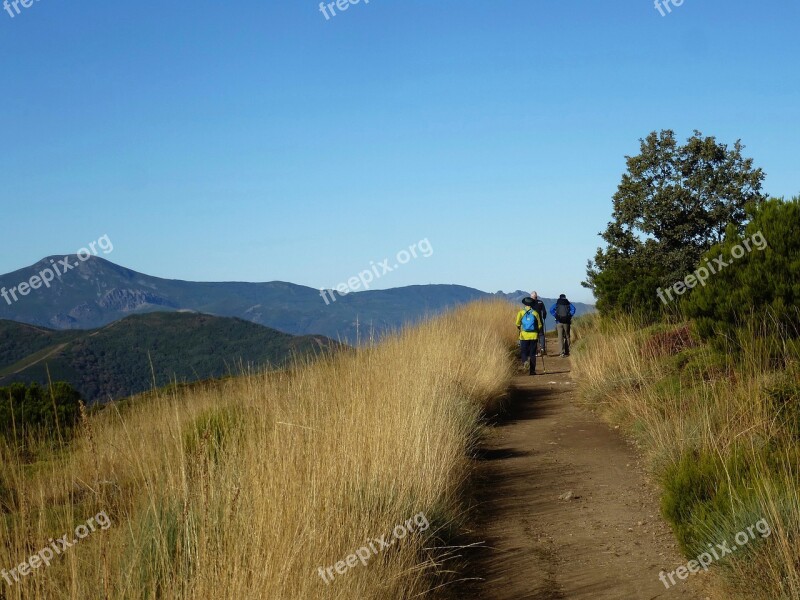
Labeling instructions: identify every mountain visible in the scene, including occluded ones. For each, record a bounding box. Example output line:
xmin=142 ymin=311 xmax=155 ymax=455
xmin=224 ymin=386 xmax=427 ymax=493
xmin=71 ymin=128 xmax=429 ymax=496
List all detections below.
xmin=0 ymin=256 xmax=595 ymax=343
xmin=0 ymin=313 xmax=335 ymax=403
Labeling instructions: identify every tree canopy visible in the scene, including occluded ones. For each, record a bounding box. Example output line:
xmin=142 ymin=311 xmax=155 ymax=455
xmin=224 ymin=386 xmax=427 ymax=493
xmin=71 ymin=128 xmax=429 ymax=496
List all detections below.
xmin=584 ymin=130 xmax=766 ymax=317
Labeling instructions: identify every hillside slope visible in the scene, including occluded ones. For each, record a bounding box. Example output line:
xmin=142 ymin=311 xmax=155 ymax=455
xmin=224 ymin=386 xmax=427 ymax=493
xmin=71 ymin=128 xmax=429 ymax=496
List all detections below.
xmin=0 ymin=256 xmax=594 ymax=343
xmin=0 ymin=313 xmax=335 ymax=402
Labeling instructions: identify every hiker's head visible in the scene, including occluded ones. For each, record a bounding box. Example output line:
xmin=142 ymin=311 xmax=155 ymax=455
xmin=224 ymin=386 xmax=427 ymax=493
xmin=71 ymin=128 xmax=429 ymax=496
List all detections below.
xmin=559 ymin=294 xmax=566 ymax=299
xmin=530 ymin=291 xmax=538 ymax=300
xmin=522 ymin=297 xmax=535 ymax=307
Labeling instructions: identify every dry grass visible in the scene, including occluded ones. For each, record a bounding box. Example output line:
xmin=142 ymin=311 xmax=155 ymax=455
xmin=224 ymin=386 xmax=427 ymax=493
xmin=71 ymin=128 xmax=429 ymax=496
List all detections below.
xmin=0 ymin=299 xmax=518 ymax=600
xmin=572 ymin=313 xmax=800 ymax=599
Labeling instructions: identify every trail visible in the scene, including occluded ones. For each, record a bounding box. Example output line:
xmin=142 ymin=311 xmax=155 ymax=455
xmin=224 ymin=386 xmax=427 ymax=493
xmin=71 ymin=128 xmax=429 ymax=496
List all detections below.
xmin=0 ymin=343 xmax=68 ymax=378
xmin=466 ymin=353 xmax=707 ymax=600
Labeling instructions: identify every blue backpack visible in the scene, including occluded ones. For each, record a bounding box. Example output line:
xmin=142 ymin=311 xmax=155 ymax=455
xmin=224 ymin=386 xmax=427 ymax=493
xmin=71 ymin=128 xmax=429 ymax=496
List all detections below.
xmin=521 ymin=309 xmax=539 ymax=333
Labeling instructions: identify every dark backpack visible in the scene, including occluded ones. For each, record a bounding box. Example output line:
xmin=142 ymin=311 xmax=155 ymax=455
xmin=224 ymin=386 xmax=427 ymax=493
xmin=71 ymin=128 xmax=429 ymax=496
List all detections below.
xmin=556 ymin=301 xmax=572 ymax=323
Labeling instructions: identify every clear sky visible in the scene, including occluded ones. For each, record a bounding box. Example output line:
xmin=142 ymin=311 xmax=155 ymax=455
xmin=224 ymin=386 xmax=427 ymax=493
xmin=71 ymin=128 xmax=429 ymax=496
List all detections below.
xmin=1 ymin=0 xmax=798 ymax=304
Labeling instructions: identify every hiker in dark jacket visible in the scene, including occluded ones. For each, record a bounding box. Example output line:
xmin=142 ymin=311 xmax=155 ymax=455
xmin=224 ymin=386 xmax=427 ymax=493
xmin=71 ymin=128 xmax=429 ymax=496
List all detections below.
xmin=549 ymin=294 xmax=576 ymax=357
xmin=529 ymin=291 xmax=548 ymax=356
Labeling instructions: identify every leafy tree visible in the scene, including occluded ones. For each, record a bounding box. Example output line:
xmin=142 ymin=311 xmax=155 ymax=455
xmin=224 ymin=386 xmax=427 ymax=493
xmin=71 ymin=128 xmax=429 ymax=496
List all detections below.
xmin=584 ymin=130 xmax=766 ymax=316
xmin=684 ymin=197 xmax=800 ymax=342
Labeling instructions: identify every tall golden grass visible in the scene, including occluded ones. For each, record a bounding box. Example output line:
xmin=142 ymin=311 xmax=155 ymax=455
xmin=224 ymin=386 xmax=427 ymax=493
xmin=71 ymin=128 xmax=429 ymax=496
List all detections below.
xmin=572 ymin=313 xmax=800 ymax=599
xmin=0 ymin=300 xmax=518 ymax=600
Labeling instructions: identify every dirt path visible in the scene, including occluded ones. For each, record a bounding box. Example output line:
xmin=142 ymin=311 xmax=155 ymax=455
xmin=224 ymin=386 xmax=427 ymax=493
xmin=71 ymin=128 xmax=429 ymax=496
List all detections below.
xmin=465 ymin=353 xmax=707 ymax=600
xmin=0 ymin=343 xmax=68 ymax=378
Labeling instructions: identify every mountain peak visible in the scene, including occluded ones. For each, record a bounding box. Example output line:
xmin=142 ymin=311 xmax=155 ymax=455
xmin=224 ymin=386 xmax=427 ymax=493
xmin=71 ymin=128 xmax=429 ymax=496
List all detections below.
xmin=1 ymin=258 xmax=594 ymax=341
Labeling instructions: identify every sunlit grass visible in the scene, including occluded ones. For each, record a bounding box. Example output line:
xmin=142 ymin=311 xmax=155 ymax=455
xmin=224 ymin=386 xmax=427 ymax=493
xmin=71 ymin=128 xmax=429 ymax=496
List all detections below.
xmin=0 ymin=300 xmax=517 ymax=600
xmin=572 ymin=313 xmax=800 ymax=599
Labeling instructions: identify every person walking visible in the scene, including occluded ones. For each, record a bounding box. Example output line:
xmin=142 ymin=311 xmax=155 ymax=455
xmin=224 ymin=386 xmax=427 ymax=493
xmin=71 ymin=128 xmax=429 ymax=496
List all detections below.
xmin=549 ymin=294 xmax=576 ymax=357
xmin=516 ymin=297 xmax=543 ymax=375
xmin=529 ymin=291 xmax=548 ymax=356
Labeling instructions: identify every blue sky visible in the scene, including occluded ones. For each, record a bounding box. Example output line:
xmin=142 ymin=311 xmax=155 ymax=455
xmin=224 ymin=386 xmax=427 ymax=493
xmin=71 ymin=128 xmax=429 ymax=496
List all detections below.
xmin=1 ymin=0 xmax=797 ymax=303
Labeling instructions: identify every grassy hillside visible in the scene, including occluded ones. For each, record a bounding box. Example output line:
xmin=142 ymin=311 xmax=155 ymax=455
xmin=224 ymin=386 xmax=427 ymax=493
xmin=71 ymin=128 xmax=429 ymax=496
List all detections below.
xmin=0 ymin=313 xmax=335 ymax=403
xmin=0 ymin=321 xmax=79 ymax=367
xmin=573 ymin=315 xmax=800 ymax=599
xmin=0 ymin=300 xmax=517 ymax=599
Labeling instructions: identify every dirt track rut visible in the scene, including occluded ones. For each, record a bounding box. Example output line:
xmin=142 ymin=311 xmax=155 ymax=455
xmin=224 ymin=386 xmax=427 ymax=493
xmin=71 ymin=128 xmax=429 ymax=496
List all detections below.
xmin=465 ymin=353 xmax=707 ymax=600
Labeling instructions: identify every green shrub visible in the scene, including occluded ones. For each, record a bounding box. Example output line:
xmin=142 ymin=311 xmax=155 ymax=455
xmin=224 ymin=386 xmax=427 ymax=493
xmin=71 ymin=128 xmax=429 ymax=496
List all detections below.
xmin=183 ymin=406 xmax=241 ymax=463
xmin=669 ymin=346 xmax=730 ymax=385
xmin=685 ymin=197 xmax=800 ymax=345
xmin=0 ymin=382 xmax=82 ymax=441
xmin=126 ymin=500 xmax=196 ymax=598
xmin=764 ymin=373 xmax=800 ymax=441
xmin=662 ymin=448 xmax=759 ymax=555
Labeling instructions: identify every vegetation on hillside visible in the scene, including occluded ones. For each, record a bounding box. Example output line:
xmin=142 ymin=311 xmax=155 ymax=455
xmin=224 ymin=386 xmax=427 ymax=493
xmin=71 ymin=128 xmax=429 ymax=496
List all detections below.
xmin=0 ymin=300 xmax=516 ymax=599
xmin=573 ymin=315 xmax=800 ymax=599
xmin=0 ymin=381 xmax=83 ymax=443
xmin=0 ymin=313 xmax=334 ymax=403
xmin=578 ymin=129 xmax=800 ymax=598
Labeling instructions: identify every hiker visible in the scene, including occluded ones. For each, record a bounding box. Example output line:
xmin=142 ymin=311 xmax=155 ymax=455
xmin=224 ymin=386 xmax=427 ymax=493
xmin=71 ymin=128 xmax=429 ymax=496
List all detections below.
xmin=529 ymin=291 xmax=548 ymax=356
xmin=549 ymin=294 xmax=576 ymax=357
xmin=516 ymin=297 xmax=543 ymax=375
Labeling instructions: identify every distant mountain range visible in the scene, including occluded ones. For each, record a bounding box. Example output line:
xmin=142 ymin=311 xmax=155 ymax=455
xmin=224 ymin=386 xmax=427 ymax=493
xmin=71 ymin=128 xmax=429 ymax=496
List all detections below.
xmin=0 ymin=313 xmax=334 ymax=403
xmin=0 ymin=256 xmax=595 ymax=344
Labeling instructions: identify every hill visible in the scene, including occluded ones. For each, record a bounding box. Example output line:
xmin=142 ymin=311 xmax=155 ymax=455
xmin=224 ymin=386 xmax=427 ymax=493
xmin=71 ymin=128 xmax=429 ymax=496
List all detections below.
xmin=0 ymin=313 xmax=335 ymax=403
xmin=0 ymin=256 xmax=594 ymax=343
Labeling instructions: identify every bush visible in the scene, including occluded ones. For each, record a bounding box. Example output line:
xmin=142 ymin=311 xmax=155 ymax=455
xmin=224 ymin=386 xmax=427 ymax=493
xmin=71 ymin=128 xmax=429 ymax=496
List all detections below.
xmin=661 ymin=449 xmax=726 ymax=552
xmin=183 ymin=406 xmax=242 ymax=463
xmin=642 ymin=324 xmax=697 ymax=359
xmin=685 ymin=197 xmax=800 ymax=345
xmin=0 ymin=381 xmax=82 ymax=440
xmin=764 ymin=372 xmax=800 ymax=441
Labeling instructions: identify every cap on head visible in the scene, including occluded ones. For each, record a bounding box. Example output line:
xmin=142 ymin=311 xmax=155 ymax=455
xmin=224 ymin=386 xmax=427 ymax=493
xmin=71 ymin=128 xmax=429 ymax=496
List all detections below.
xmin=522 ymin=297 xmax=535 ymax=307
xmin=559 ymin=294 xmax=566 ymax=299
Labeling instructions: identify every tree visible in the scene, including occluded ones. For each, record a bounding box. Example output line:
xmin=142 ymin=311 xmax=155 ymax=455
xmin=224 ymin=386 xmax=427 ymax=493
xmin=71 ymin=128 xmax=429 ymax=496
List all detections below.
xmin=684 ymin=197 xmax=800 ymax=342
xmin=584 ymin=130 xmax=766 ymax=317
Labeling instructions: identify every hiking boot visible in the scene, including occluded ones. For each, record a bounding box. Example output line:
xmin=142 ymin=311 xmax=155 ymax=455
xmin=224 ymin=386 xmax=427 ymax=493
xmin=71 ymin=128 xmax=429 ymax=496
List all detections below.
xmin=522 ymin=360 xmax=530 ymax=371
xmin=559 ymin=353 xmax=566 ymax=358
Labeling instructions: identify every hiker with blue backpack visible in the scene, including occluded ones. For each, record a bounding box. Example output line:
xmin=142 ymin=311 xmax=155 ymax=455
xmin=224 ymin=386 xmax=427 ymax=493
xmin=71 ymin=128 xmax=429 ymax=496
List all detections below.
xmin=516 ymin=297 xmax=544 ymax=375
xmin=550 ymin=294 xmax=576 ymax=357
